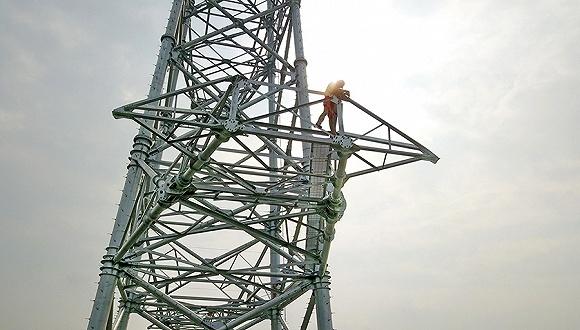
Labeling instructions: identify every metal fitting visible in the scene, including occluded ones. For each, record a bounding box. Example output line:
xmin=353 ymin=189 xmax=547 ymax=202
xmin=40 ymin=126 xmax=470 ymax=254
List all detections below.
xmin=99 ymin=252 xmax=120 ymax=277
xmin=160 ymin=33 xmax=176 ymax=45
xmin=128 ymin=134 xmax=152 ymax=168
xmin=223 ymin=119 xmax=242 ymax=133
xmin=332 ymin=135 xmax=353 ymax=149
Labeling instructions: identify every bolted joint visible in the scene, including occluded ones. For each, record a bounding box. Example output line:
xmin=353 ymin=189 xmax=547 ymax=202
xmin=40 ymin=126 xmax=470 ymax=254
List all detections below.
xmin=99 ymin=252 xmax=120 ymax=277
xmin=222 ymin=118 xmax=242 ymax=134
xmin=170 ymin=49 xmax=181 ymax=61
xmin=316 ymin=193 xmax=346 ymax=222
xmin=160 ymin=33 xmax=176 ymax=46
xmin=112 ymin=106 xmax=130 ymax=119
xmin=161 ymin=174 xmax=196 ymax=202
xmin=232 ymin=18 xmax=244 ymax=28
xmin=174 ymin=174 xmax=193 ymax=191
xmin=156 ymin=179 xmax=170 ymax=201
xmin=156 ymin=181 xmax=185 ymax=207
xmin=294 ymin=57 xmax=308 ymax=67
xmin=128 ymin=134 xmax=152 ymax=168
xmin=313 ymin=273 xmax=331 ymax=291
xmin=332 ymin=135 xmax=354 ymax=149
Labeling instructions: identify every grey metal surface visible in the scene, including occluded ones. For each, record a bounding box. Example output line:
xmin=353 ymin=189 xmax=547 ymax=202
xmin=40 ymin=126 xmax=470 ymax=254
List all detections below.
xmin=87 ymin=1 xmax=438 ymax=329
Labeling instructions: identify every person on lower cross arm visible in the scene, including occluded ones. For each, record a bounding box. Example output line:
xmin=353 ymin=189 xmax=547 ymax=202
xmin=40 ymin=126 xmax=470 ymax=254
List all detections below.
xmin=315 ymin=79 xmax=350 ymax=135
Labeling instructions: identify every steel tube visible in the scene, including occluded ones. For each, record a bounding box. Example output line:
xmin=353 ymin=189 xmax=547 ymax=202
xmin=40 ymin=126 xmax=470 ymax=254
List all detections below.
xmin=290 ymin=0 xmax=312 ymax=162
xmin=87 ymin=1 xmax=183 ymax=329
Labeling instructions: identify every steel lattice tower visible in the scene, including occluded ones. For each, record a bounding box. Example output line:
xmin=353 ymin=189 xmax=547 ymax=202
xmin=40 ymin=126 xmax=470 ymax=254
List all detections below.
xmin=87 ymin=1 xmax=438 ymax=329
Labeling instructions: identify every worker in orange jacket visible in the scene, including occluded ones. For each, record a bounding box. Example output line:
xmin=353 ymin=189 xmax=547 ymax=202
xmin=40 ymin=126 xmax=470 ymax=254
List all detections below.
xmin=315 ymin=80 xmax=350 ymax=135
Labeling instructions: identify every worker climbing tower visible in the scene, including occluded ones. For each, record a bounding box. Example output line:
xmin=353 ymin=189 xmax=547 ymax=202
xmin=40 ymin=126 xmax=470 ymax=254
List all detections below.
xmin=87 ymin=0 xmax=438 ymax=329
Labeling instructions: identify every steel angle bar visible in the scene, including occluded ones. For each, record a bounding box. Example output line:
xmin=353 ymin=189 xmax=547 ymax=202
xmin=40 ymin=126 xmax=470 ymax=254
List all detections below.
xmin=247 ymin=210 xmax=319 ymax=226
xmin=215 ymin=280 xmax=312 ymax=330
xmin=191 ymin=51 xmax=247 ymax=78
xmin=134 ymin=310 xmax=174 ymax=330
xmin=149 ymin=271 xmax=269 ymax=297
xmin=346 ymin=98 xmax=439 ymax=163
xmin=141 ymin=230 xmax=278 ymax=298
xmin=207 ymin=1 xmax=294 ymax=69
xmin=231 ymin=136 xmax=271 ymax=169
xmin=299 ymin=292 xmax=316 ymax=330
xmin=132 ymin=104 xmax=216 ymax=117
xmin=279 ymin=317 xmax=290 ymax=330
xmin=189 ymin=183 xmax=318 ymax=202
xmin=133 ymin=158 xmax=160 ymax=181
xmin=351 ymin=152 xmax=378 ymax=169
xmin=235 ymin=317 xmax=267 ymax=330
xmin=115 ymin=135 xmax=232 ymax=263
xmin=191 ymin=195 xmax=311 ymax=211
xmin=124 ymin=270 xmax=213 ymax=329
xmin=192 ymin=55 xmax=264 ymax=71
xmin=347 ymin=157 xmax=423 ymax=179
xmin=210 ymin=239 xmax=260 ymax=264
xmin=344 ymin=131 xmax=422 ymax=150
xmin=241 ymin=99 xmax=322 ymax=125
xmin=222 ymin=230 xmax=305 ymax=266
xmin=237 ymin=129 xmax=306 ymax=173
xmin=244 ymin=79 xmax=325 ymax=96
xmin=240 ymin=125 xmax=336 ymax=146
xmin=113 ymin=306 xmax=130 ymax=330
xmin=202 ymin=164 xmax=258 ymax=192
xmin=209 ymin=167 xmax=305 ymax=181
xmin=116 ymin=76 xmax=235 ymax=114
xmin=180 ymin=199 xmax=318 ymax=260
xmin=130 ymin=249 xmax=201 ymax=269
xmin=170 ymin=59 xmax=224 ymax=100
xmin=237 ymin=83 xmax=293 ymax=112
xmin=170 ymin=295 xmax=244 ymax=303
xmin=125 ymin=263 xmax=205 ymax=278
xmin=187 ymin=35 xmax=264 ymax=77
xmin=129 ymin=224 xmax=205 ymax=246
xmin=223 ymin=266 xmax=307 ymax=278
xmin=130 ymin=117 xmax=209 ymax=159
xmin=152 ymin=268 xmax=272 ymax=300
xmin=211 ymin=160 xmax=323 ymax=176
xmin=353 ymin=144 xmax=425 ymax=158
xmin=232 ymin=144 xmax=269 ymax=167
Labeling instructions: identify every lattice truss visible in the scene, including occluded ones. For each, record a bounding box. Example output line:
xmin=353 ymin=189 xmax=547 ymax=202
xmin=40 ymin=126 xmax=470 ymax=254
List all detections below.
xmin=92 ymin=1 xmax=438 ymax=329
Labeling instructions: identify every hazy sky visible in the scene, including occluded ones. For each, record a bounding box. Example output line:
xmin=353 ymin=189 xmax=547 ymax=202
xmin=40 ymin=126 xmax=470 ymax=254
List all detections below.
xmin=1 ymin=0 xmax=579 ymax=329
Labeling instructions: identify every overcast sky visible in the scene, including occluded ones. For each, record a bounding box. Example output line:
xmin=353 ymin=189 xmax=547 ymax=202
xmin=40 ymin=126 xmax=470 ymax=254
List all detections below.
xmin=1 ymin=0 xmax=579 ymax=329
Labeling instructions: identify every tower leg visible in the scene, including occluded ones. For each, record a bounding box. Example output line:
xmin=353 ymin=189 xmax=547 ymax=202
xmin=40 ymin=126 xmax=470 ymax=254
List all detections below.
xmin=314 ymin=274 xmax=334 ymax=330
xmin=88 ymin=163 xmax=143 ymax=330
xmin=290 ymin=1 xmax=335 ymax=328
xmin=87 ymin=1 xmax=183 ymax=329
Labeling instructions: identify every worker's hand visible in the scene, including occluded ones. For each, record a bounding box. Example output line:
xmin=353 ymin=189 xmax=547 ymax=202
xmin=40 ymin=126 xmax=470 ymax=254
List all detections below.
xmin=337 ymin=89 xmax=350 ymax=100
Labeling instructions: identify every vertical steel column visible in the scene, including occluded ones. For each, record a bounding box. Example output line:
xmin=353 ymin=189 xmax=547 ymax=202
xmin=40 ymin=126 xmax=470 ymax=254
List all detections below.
xmin=87 ymin=1 xmax=183 ymax=329
xmin=290 ymin=0 xmax=312 ymax=160
xmin=291 ymin=1 xmax=335 ymax=329
xmin=309 ymin=144 xmax=335 ymax=330
xmin=267 ymin=1 xmax=282 ymax=330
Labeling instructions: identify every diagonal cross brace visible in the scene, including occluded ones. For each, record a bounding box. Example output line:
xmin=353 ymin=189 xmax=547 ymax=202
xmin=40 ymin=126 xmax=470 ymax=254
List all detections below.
xmin=124 ymin=269 xmax=214 ymax=329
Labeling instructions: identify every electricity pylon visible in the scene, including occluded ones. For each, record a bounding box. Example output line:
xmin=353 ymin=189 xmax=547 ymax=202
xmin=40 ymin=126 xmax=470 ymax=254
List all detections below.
xmin=87 ymin=1 xmax=438 ymax=329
